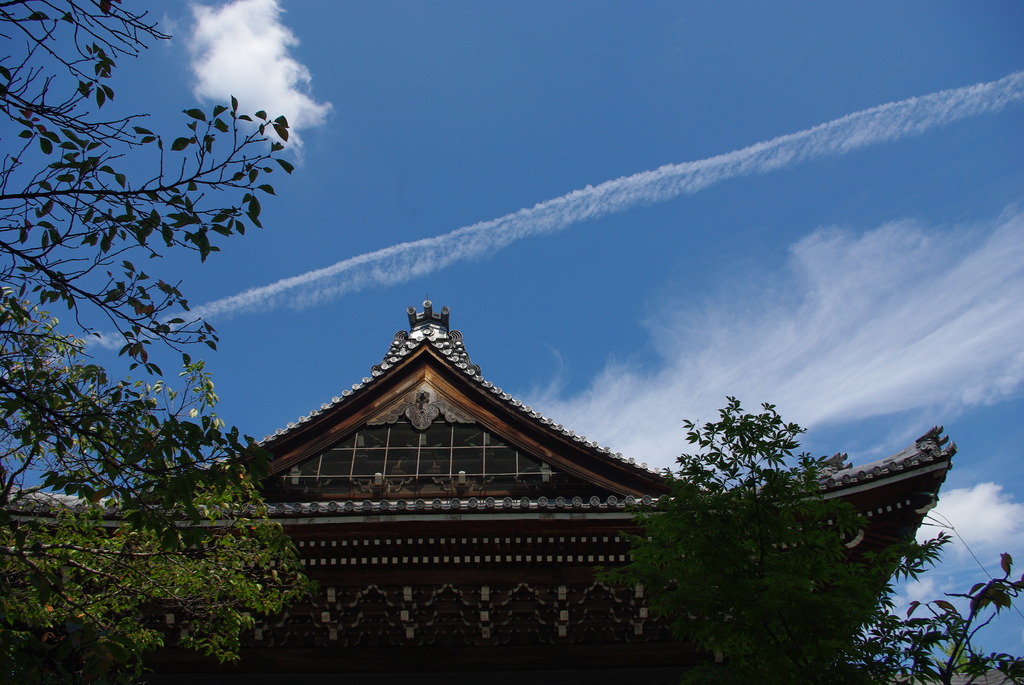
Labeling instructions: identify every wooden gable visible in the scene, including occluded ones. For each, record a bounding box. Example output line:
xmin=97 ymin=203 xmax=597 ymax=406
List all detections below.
xmin=260 ymin=324 xmax=669 ymax=506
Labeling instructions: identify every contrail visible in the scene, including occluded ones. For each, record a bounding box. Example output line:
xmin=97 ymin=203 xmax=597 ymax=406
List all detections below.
xmin=191 ymin=70 xmax=1024 ymax=322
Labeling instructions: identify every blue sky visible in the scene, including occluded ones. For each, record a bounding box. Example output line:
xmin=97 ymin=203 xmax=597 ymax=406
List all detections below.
xmin=94 ymin=0 xmax=1024 ymax=652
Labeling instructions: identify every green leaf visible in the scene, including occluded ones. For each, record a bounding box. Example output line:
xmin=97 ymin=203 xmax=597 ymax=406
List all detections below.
xmin=171 ymin=137 xmax=192 ymax=151
xmin=247 ymin=195 xmax=262 ymax=214
xmin=277 ymin=158 xmax=295 ymax=174
xmin=184 ymin=108 xmax=206 ymax=121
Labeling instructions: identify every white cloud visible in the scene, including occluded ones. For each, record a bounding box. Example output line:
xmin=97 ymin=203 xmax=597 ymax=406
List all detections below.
xmin=898 ymin=574 xmax=943 ymax=607
xmin=182 ymin=70 xmax=1024 ymax=323
xmin=94 ymin=71 xmax=1024 ymax=441
xmin=897 ymin=482 xmax=1024 ymax=650
xmin=188 ymin=0 xmax=331 ymax=143
xmin=921 ymin=482 xmax=1024 ymax=556
xmin=533 ymin=213 xmax=1024 ymax=468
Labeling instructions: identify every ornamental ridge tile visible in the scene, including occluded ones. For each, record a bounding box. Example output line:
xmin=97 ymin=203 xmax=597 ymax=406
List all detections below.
xmin=261 ymin=494 xmax=656 ymax=517
xmin=13 ymin=493 xmax=673 ymax=518
xmin=818 ymin=426 xmax=954 ymax=491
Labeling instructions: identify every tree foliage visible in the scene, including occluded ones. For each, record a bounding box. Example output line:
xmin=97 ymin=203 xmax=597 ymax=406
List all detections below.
xmin=607 ymin=398 xmax=1023 ymax=684
xmin=861 ymin=550 xmax=1024 ymax=684
xmin=0 ymin=310 xmax=311 ymax=677
xmin=0 ymin=1 xmax=310 ymax=681
xmin=0 ymin=0 xmax=291 ymax=361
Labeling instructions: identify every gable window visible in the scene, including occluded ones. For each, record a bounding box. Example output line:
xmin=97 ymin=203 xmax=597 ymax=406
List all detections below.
xmin=277 ymin=416 xmax=589 ymax=499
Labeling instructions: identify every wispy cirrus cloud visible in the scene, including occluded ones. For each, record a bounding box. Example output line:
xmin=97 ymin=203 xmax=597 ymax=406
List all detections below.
xmin=533 ymin=212 xmax=1024 ymax=468
xmin=188 ymin=0 xmax=331 ymax=143
xmin=92 ymin=70 xmax=1024 ymax=444
xmin=184 ymin=70 xmax=1024 ymax=322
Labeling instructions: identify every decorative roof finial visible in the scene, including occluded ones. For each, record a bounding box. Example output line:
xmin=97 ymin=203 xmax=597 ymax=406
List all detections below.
xmin=407 ymin=300 xmax=450 ymax=340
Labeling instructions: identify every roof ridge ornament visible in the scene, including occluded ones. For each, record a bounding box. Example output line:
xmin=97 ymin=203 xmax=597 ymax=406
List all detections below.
xmin=407 ymin=300 xmax=450 ymax=340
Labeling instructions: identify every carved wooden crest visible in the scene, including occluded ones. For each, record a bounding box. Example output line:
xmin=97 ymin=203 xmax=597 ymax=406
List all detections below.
xmin=369 ymin=387 xmax=473 ymax=429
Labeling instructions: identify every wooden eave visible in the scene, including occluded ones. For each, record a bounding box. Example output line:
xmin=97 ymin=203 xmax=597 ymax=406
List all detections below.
xmin=829 ymin=463 xmax=950 ymax=554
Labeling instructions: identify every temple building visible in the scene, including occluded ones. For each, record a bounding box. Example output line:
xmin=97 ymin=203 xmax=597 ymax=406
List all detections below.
xmin=150 ymin=301 xmax=954 ymax=682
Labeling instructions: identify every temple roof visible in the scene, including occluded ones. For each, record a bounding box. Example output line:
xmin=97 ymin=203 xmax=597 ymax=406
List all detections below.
xmin=820 ymin=426 xmax=954 ymax=493
xmin=259 ymin=301 xmax=954 ymax=494
xmin=260 ymin=301 xmax=662 ymax=479
xmin=250 ymin=302 xmax=953 ymax=524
